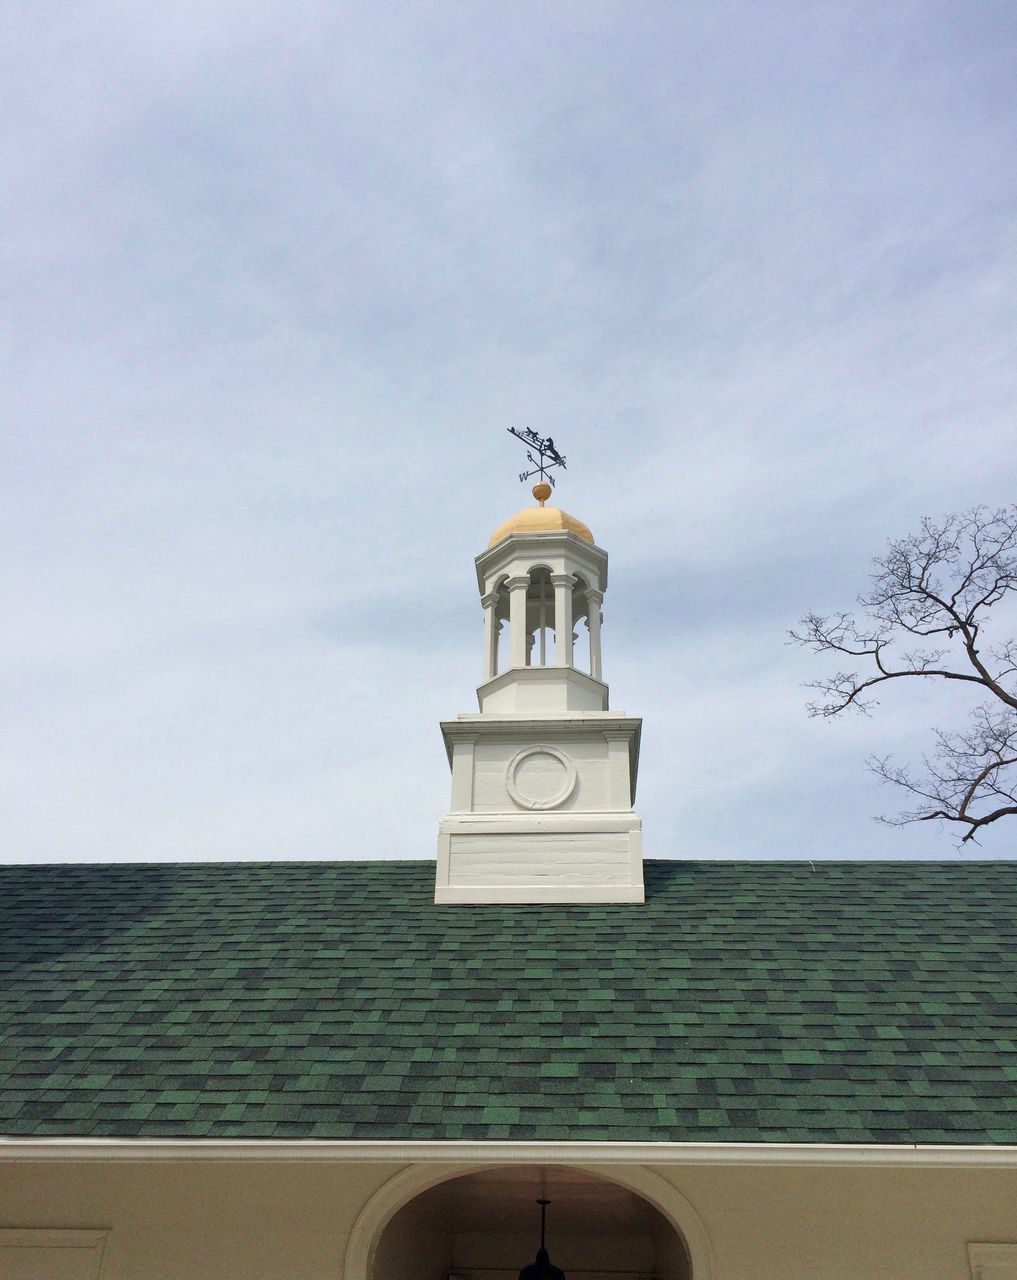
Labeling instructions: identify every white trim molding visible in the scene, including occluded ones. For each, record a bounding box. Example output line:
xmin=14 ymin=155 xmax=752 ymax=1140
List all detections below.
xmin=3 ymin=1137 xmax=1017 ymax=1168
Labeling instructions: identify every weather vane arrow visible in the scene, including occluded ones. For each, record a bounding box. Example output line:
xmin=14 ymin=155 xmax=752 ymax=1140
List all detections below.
xmin=507 ymin=428 xmax=567 ymax=490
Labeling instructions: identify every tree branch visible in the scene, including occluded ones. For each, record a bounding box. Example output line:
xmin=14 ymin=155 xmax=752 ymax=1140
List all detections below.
xmin=793 ymin=505 xmax=1017 ymax=844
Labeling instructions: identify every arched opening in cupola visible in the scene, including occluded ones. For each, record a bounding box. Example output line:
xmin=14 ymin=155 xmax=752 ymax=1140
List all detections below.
xmin=369 ymin=1165 xmax=694 ymax=1280
xmin=572 ymin=575 xmax=592 ymax=675
xmin=490 ymin=575 xmax=510 ymax=676
xmin=525 ymin=566 xmax=555 ymax=666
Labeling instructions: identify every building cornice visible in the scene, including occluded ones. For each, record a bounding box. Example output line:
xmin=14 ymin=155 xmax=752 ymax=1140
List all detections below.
xmin=3 ymin=1138 xmax=1017 ymax=1167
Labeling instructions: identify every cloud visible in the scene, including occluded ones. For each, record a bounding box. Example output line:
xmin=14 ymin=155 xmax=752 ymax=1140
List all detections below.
xmin=3 ymin=1 xmax=1016 ymax=861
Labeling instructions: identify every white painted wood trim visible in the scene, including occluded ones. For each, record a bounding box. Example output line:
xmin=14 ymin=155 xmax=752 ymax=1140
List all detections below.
xmin=449 ymin=737 xmax=477 ymax=812
xmin=3 ymin=1138 xmax=1017 ymax=1167
xmin=438 ymin=813 xmax=641 ymax=834
xmin=443 ymin=716 xmax=642 ymax=736
xmin=604 ymin=732 xmax=632 ymax=808
xmin=435 ymin=883 xmax=645 ymax=904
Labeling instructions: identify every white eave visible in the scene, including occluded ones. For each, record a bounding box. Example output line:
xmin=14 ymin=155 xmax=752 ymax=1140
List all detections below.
xmin=2 ymin=1137 xmax=1017 ymax=1168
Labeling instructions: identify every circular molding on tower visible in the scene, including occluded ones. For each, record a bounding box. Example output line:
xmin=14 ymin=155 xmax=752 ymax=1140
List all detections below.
xmin=505 ymin=746 xmax=577 ymax=811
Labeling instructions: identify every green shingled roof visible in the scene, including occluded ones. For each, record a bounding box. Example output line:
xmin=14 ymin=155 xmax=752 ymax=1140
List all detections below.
xmin=2 ymin=859 xmax=1016 ymax=1143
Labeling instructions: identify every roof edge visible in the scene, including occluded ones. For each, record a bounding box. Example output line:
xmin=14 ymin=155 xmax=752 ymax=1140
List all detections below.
xmin=3 ymin=1138 xmax=1017 ymax=1168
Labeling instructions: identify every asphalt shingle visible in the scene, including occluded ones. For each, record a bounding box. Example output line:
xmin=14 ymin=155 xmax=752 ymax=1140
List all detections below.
xmin=1 ymin=859 xmax=1016 ymax=1142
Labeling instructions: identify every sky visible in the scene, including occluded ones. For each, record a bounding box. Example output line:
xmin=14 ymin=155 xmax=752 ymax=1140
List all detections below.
xmin=3 ymin=0 xmax=1016 ymax=864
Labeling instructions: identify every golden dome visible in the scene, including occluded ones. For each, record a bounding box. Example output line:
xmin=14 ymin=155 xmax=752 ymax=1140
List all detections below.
xmin=488 ymin=485 xmax=595 ymax=547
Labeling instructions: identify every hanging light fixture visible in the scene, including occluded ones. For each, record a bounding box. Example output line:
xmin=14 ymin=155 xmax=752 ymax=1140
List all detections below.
xmin=518 ymin=1197 xmax=566 ymax=1280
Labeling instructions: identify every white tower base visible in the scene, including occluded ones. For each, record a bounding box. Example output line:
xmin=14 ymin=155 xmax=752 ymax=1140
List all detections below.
xmin=435 ymin=713 xmax=644 ymax=905
xmin=436 ymin=813 xmax=644 ymax=904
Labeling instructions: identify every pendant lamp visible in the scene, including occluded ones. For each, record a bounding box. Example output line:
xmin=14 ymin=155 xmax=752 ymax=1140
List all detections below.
xmin=518 ymin=1197 xmax=566 ymax=1280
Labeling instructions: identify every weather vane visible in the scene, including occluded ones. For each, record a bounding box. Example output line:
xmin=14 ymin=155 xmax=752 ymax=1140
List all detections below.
xmin=507 ymin=427 xmax=567 ymax=489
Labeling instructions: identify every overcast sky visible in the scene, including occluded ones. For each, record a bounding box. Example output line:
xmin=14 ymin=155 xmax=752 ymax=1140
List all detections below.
xmin=3 ymin=1 xmax=1016 ymax=864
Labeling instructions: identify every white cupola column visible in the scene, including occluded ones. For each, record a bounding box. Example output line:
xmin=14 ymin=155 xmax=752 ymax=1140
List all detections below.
xmin=481 ymin=591 xmax=500 ymax=681
xmin=506 ymin=574 xmax=530 ymax=669
xmin=551 ymin=573 xmax=574 ymax=667
xmin=586 ymin=588 xmax=604 ymax=681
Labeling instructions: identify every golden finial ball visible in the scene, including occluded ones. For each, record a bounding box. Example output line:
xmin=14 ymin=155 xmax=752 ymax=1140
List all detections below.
xmin=532 ymin=481 xmax=552 ymax=505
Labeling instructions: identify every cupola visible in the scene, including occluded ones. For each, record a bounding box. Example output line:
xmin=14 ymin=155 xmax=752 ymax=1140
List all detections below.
xmin=476 ymin=481 xmax=609 ymax=716
xmin=435 ymin=451 xmax=644 ymax=906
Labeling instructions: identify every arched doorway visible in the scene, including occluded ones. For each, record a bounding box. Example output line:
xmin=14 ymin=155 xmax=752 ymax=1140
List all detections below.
xmin=367 ymin=1165 xmax=694 ymax=1280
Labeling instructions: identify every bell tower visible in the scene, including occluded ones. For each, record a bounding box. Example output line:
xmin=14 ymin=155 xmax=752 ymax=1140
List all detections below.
xmin=435 ymin=439 xmax=644 ymax=905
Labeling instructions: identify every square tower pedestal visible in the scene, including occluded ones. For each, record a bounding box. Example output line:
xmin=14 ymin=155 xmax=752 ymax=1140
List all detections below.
xmin=435 ymin=714 xmax=643 ymax=904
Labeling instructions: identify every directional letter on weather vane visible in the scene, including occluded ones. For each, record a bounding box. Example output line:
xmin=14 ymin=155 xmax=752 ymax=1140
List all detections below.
xmin=507 ymin=428 xmax=567 ymax=488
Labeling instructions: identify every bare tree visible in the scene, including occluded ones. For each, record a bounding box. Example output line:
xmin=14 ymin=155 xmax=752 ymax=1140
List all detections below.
xmin=791 ymin=506 xmax=1017 ymax=844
